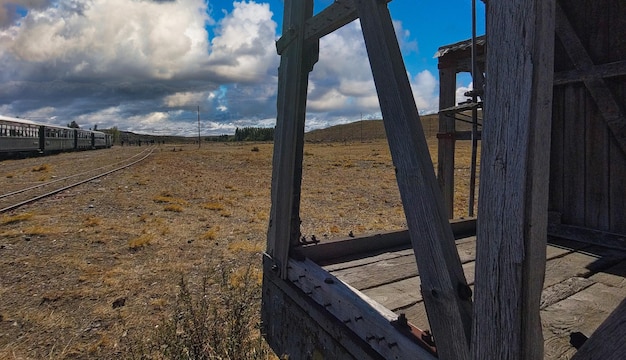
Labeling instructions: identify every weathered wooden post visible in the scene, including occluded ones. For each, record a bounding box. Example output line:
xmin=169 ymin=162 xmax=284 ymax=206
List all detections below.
xmin=472 ymin=0 xmax=555 ymax=359
xmin=265 ymin=0 xmax=318 ymax=278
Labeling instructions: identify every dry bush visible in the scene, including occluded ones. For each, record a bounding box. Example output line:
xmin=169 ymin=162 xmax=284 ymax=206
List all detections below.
xmin=127 ymin=263 xmax=271 ymax=360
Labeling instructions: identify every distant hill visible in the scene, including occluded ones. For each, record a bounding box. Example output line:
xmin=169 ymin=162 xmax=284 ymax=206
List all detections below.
xmin=304 ymin=114 xmax=445 ymax=142
xmin=106 ymin=112 xmax=477 ymax=145
xmin=304 ymin=111 xmax=481 ymax=143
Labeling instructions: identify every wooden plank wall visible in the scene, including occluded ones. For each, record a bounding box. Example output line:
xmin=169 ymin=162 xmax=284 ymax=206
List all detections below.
xmin=550 ymin=0 xmax=626 ymax=234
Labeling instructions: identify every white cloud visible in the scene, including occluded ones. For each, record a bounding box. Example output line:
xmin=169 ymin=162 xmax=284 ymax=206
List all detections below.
xmin=0 ymin=0 xmax=52 ymax=27
xmin=163 ymin=91 xmax=208 ymax=107
xmin=456 ymin=82 xmax=473 ymax=105
xmin=410 ymin=70 xmax=439 ymax=114
xmin=207 ymin=1 xmax=278 ymax=82
xmin=2 ymin=0 xmax=213 ymax=80
xmin=0 ymin=1 xmax=442 ymax=136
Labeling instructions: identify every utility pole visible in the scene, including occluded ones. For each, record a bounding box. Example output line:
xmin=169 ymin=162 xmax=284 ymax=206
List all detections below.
xmin=197 ymin=105 xmax=201 ymax=149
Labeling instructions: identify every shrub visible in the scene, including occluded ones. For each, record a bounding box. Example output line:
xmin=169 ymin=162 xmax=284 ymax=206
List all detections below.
xmin=145 ymin=263 xmax=271 ymax=359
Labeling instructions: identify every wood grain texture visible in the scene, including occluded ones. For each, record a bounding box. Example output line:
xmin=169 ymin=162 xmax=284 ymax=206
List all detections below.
xmin=266 ymin=0 xmax=316 ymax=277
xmin=571 ymin=297 xmax=626 ymax=360
xmin=542 ymin=282 xmax=626 ymax=360
xmin=472 ymin=1 xmax=555 ymax=359
xmin=437 ymin=68 xmax=457 ymax=219
xmin=556 ymin=2 xmax=626 ymax=156
xmin=354 ymin=0 xmax=472 ymax=357
xmin=562 ymin=84 xmax=587 ymax=226
xmin=609 ymin=80 xmax=626 ymax=233
xmin=286 ymin=257 xmax=436 ymax=360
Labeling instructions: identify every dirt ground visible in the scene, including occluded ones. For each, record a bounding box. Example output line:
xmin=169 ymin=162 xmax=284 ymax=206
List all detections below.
xmin=0 ymin=139 xmax=476 ymax=359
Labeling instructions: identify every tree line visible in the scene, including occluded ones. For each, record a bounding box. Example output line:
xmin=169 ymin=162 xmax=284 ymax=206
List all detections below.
xmin=233 ymin=127 xmax=274 ymax=141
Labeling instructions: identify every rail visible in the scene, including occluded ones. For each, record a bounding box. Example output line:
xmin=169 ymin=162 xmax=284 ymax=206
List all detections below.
xmin=0 ymin=147 xmax=154 ymax=213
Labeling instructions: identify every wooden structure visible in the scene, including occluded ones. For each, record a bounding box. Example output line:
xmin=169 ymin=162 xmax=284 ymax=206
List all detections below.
xmin=435 ymin=35 xmax=486 ymax=218
xmin=262 ymin=0 xmax=626 ymax=359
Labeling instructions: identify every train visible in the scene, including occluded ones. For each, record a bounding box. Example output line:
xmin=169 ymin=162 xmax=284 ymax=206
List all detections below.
xmin=0 ymin=115 xmax=113 ymax=158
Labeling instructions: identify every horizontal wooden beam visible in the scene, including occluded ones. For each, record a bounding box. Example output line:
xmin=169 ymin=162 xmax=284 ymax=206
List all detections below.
xmin=303 ymin=0 xmax=358 ymax=42
xmin=296 ymin=218 xmax=477 ymax=263
xmin=547 ymin=223 xmax=626 ymax=252
xmin=554 ymin=60 xmax=626 ymax=85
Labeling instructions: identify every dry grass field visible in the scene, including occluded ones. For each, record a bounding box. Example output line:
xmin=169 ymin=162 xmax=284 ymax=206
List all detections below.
xmin=0 ymin=133 xmax=478 ymax=359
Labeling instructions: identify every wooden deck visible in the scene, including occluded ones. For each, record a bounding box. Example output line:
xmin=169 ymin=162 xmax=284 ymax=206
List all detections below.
xmin=308 ymin=233 xmax=626 ymax=359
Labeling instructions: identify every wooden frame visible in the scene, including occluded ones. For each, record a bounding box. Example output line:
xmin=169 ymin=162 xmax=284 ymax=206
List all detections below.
xmin=263 ymin=0 xmax=626 ymax=359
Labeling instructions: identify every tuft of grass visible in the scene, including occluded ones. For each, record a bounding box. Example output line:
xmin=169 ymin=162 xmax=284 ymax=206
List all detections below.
xmin=32 ymin=163 xmax=50 ymax=172
xmin=128 ymin=234 xmax=153 ymax=249
xmin=164 ymin=204 xmax=184 ymax=212
xmin=201 ymin=228 xmax=218 ymax=241
xmin=201 ymin=202 xmax=224 ymax=211
xmin=1 ymin=225 xmax=54 ymax=237
xmin=153 ymin=195 xmax=188 ymax=205
xmin=1 ymin=213 xmax=33 ymax=225
xmin=251 ymin=146 xmax=260 ymax=152
xmin=83 ymin=216 xmax=102 ymax=227
xmin=227 ymin=240 xmax=263 ymax=254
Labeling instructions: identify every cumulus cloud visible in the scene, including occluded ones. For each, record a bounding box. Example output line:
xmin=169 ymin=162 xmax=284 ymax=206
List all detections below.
xmin=306 ymin=19 xmax=438 ymax=122
xmin=207 ymin=1 xmax=277 ymax=82
xmin=0 ymin=0 xmax=52 ymax=27
xmin=0 ymin=0 xmax=440 ymax=136
xmin=0 ymin=0 xmax=283 ymax=135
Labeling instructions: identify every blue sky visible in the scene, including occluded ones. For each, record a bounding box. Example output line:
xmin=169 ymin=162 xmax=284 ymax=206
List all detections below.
xmin=0 ymin=0 xmax=484 ymax=136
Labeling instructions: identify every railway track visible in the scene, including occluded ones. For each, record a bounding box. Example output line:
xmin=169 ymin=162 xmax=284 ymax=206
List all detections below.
xmin=0 ymin=146 xmax=155 ymax=213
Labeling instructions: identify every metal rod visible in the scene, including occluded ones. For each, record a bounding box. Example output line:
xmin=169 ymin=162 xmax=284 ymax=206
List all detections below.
xmin=468 ymin=0 xmax=479 ymax=217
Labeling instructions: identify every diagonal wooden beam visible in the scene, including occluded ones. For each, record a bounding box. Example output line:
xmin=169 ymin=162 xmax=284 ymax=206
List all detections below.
xmin=555 ymin=2 xmax=626 ymax=155
xmin=354 ymin=0 xmax=472 ymax=358
xmin=570 ymin=297 xmax=626 ymax=359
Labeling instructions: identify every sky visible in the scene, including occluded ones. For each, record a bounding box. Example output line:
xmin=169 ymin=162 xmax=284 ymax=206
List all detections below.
xmin=0 ymin=0 xmax=485 ymax=136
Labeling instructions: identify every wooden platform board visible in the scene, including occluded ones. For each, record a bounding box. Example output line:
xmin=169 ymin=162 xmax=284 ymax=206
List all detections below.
xmin=319 ymin=236 xmax=626 ymax=359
